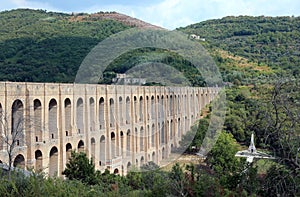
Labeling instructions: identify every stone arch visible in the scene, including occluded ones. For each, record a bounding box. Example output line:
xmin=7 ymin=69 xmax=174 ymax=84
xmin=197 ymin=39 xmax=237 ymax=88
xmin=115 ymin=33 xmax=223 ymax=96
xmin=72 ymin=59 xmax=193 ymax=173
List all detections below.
xmin=12 ymin=99 xmax=24 ymax=146
xmin=109 ymin=98 xmax=115 ymax=127
xmin=162 ymin=147 xmax=166 ymax=159
xmin=178 ymin=118 xmax=181 ymax=137
xmin=100 ymin=135 xmax=106 ymax=166
xmin=177 ymin=94 xmax=181 ymax=114
xmin=174 ymin=95 xmax=177 ymax=115
xmin=139 ymin=96 xmax=143 ymax=121
xmin=184 ymin=95 xmax=187 ymax=115
xmin=89 ymin=97 xmax=95 ymax=131
xmin=64 ymin=98 xmax=72 ymax=136
xmin=151 ymin=96 xmax=155 ymax=119
xmin=48 ymin=99 xmax=57 ymax=139
xmin=151 ymin=124 xmax=155 ymax=148
xmin=200 ymin=93 xmax=204 ymax=109
xmin=13 ymin=154 xmax=25 ymax=169
xmin=146 ymin=96 xmax=149 ymax=120
xmin=76 ymin=98 xmax=84 ymax=134
xmin=185 ymin=116 xmax=188 ymax=132
xmin=167 ymin=120 xmax=171 ymax=141
xmin=182 ymin=94 xmax=185 ymax=112
xmin=158 ymin=122 xmax=161 ymax=145
xmin=161 ymin=121 xmax=165 ymax=144
xmin=166 ymin=95 xmax=169 ymax=115
xmin=141 ymin=156 xmax=145 ymax=166
xmin=190 ymin=94 xmax=194 ymax=115
xmin=99 ymin=97 xmax=105 ymax=129
xmin=35 ymin=150 xmax=43 ymax=172
xmin=66 ymin=143 xmax=72 ymax=161
xmin=119 ymin=97 xmax=123 ymax=125
xmin=170 ymin=119 xmax=174 ymax=141
xmin=126 ymin=129 xmax=131 ymax=156
xmin=49 ymin=146 xmax=58 ymax=176
xmin=169 ymin=95 xmax=173 ymax=115
xmin=113 ymin=168 xmax=119 ymax=174
xmin=125 ymin=97 xmax=130 ymax=124
xmin=77 ymin=140 xmax=84 ymax=152
xmin=120 ymin=131 xmax=124 ymax=157
xmin=91 ymin=138 xmax=96 ymax=164
xmin=157 ymin=96 xmax=160 ymax=119
xmin=134 ymin=96 xmax=137 ymax=123
xmin=147 ymin=124 xmax=150 ymax=148
xmin=33 ymin=99 xmax=42 ymax=142
xmin=111 ymin=132 xmax=116 ymax=158
xmin=160 ymin=95 xmax=164 ymax=120
xmin=140 ymin=126 xmax=144 ymax=152
xmin=195 ymin=93 xmax=199 ymax=115
xmin=171 ymin=144 xmax=175 ymax=153
xmin=135 ymin=127 xmax=138 ymax=152
xmin=127 ymin=162 xmax=132 ymax=172
xmin=152 ymin=151 xmax=156 ymax=163
xmin=136 ymin=159 xmax=139 ymax=167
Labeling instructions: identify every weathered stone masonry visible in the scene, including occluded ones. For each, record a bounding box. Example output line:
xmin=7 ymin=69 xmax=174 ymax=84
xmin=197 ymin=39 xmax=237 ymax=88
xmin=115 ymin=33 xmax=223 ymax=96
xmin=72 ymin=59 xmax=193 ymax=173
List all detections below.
xmin=0 ymin=81 xmax=219 ymax=176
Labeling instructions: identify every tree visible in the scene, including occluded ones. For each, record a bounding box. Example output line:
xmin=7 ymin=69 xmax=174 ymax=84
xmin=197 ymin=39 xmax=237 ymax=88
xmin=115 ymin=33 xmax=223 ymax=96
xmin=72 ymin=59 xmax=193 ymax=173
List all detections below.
xmin=262 ymin=165 xmax=299 ymax=196
xmin=206 ymin=131 xmax=243 ymax=188
xmin=168 ymin=163 xmax=191 ymax=197
xmin=252 ymin=79 xmax=300 ymax=195
xmin=126 ymin=170 xmax=143 ymax=190
xmin=140 ymin=162 xmax=170 ymax=196
xmin=259 ymin=80 xmax=300 ymax=170
xmin=0 ymin=101 xmax=25 ymax=180
xmin=62 ymin=151 xmax=97 ymax=185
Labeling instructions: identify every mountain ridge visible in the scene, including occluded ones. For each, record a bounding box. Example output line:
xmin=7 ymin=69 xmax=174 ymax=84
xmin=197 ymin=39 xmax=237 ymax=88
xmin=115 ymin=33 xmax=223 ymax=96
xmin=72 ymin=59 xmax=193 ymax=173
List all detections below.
xmin=0 ymin=9 xmax=299 ymax=84
xmin=68 ymin=11 xmax=163 ymax=29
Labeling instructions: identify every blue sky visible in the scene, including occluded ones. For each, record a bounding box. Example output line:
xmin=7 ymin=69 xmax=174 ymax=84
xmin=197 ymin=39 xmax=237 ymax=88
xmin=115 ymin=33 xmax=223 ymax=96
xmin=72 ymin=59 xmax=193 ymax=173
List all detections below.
xmin=1 ymin=0 xmax=300 ymax=29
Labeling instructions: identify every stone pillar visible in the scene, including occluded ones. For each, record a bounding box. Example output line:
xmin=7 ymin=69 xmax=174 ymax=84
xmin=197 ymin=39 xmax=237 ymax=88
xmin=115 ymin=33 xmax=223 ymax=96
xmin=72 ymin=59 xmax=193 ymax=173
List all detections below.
xmin=58 ymin=84 xmax=64 ymax=176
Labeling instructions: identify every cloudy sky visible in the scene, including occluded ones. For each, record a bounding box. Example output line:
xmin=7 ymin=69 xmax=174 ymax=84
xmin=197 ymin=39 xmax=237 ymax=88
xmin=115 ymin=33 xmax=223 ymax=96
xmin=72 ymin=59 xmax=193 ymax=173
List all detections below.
xmin=1 ymin=0 xmax=300 ymax=29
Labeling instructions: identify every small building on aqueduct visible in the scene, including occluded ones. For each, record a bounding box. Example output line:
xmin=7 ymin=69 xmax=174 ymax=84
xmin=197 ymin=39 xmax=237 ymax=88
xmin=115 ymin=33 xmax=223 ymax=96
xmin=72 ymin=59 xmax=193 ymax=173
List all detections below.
xmin=0 ymin=81 xmax=219 ymax=176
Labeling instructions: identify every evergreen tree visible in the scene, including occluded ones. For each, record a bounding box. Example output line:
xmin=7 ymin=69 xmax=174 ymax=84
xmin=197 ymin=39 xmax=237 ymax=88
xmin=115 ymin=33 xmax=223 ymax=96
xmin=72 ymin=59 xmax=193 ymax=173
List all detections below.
xmin=62 ymin=151 xmax=97 ymax=185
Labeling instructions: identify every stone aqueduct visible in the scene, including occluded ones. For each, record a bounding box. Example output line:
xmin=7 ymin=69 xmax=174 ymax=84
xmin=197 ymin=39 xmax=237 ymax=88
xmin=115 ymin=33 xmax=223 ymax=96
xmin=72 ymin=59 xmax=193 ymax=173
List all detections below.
xmin=0 ymin=81 xmax=219 ymax=176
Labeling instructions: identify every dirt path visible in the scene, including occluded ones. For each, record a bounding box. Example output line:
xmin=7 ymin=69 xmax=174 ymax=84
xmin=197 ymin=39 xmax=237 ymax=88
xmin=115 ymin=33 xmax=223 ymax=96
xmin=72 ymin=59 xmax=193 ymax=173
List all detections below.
xmin=160 ymin=153 xmax=205 ymax=171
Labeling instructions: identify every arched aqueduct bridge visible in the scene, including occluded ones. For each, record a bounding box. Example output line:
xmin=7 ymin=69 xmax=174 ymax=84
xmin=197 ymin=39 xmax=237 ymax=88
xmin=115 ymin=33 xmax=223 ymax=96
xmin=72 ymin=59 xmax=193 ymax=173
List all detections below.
xmin=0 ymin=81 xmax=220 ymax=176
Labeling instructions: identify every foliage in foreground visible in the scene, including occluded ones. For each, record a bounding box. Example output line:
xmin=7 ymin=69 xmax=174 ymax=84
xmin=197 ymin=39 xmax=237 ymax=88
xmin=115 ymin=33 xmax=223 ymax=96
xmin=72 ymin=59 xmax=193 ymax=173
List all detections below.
xmin=2 ymin=127 xmax=298 ymax=197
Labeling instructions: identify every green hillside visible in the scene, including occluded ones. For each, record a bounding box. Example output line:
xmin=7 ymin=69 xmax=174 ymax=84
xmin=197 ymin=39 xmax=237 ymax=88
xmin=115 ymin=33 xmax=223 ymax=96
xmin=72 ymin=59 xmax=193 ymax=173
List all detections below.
xmin=178 ymin=16 xmax=300 ymax=77
xmin=2 ymin=10 xmax=297 ymax=85
xmin=0 ymin=9 xmax=130 ymax=82
xmin=0 ymin=9 xmax=208 ymax=85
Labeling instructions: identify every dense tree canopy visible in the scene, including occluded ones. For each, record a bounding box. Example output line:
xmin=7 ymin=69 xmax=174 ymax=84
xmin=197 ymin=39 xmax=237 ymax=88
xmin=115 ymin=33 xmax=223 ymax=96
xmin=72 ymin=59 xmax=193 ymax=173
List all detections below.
xmin=179 ymin=16 xmax=300 ymax=77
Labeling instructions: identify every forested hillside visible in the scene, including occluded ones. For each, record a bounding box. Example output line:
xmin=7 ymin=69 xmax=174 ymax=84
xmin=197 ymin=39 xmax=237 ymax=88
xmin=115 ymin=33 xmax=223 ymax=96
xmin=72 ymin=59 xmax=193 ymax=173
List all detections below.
xmin=178 ymin=16 xmax=300 ymax=77
xmin=2 ymin=10 xmax=298 ymax=84
xmin=0 ymin=9 xmax=130 ymax=82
